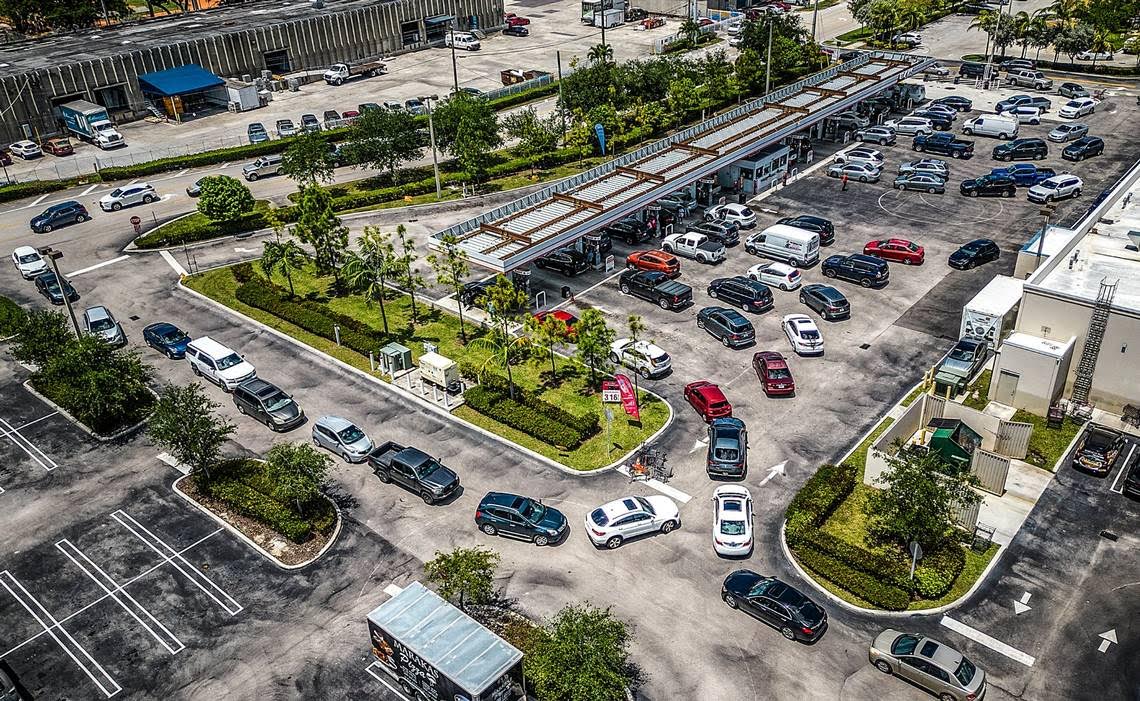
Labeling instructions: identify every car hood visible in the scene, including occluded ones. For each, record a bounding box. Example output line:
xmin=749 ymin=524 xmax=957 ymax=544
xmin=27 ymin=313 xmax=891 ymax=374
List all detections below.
xmin=421 ymin=465 xmax=460 ymax=492
xmin=871 ymin=629 xmax=902 ymax=654
xmin=536 ymin=505 xmax=567 ymax=532
xmin=938 ymin=357 xmax=974 ymax=377
xmin=18 ymin=259 xmax=47 ymax=273
xmin=949 ymin=249 xmax=974 ymax=261
xmin=344 ymin=436 xmax=373 ymax=455
xmin=217 ymin=361 xmax=256 ymax=381
xmin=645 ymin=494 xmax=680 ymax=520
xmin=723 ymin=569 xmax=764 ymax=595
xmin=268 ymin=402 xmax=303 ymax=423
xmin=94 ymin=325 xmax=124 ymax=342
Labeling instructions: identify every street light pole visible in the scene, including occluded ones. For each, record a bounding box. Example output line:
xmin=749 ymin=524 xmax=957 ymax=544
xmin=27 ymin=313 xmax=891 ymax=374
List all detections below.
xmin=449 ymin=25 xmax=459 ymax=93
xmin=38 ymin=247 xmax=79 ymax=336
xmin=811 ymin=0 xmax=821 ymax=44
xmin=422 ymin=94 xmax=442 ymax=200
xmin=765 ymin=19 xmax=773 ymax=95
xmin=1034 ymin=205 xmax=1055 ymax=272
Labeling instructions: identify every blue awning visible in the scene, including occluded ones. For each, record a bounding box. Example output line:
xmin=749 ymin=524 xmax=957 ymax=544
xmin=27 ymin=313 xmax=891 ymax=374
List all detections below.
xmin=424 ymin=14 xmax=455 ymax=25
xmin=138 ymin=64 xmax=224 ymax=97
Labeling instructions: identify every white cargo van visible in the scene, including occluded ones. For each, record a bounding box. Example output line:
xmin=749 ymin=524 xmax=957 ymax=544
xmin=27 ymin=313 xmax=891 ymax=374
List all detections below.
xmin=445 ymin=32 xmax=481 ymax=50
xmin=962 ymin=114 xmax=1018 ymax=140
xmin=744 ymin=224 xmax=820 ymax=268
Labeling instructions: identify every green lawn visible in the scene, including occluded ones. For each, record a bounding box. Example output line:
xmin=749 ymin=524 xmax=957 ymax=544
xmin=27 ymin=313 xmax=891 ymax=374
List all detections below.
xmin=138 ymin=200 xmax=271 ymax=247
xmin=844 ymin=417 xmax=894 ymax=479
xmin=836 ymin=26 xmax=873 ymax=44
xmin=1011 ymin=409 xmax=1084 ymax=471
xmin=797 ymin=0 xmax=842 ymax=12
xmin=185 ymin=264 xmax=669 ymax=471
xmin=962 ymin=369 xmax=992 ymax=411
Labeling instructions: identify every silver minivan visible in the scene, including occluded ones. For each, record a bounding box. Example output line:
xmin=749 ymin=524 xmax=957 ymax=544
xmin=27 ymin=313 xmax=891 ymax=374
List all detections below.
xmin=243 ymin=154 xmax=283 ymax=181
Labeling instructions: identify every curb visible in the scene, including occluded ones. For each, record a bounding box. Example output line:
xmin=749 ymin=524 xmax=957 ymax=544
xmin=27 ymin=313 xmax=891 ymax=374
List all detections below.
xmin=22 ymin=380 xmax=155 ymax=443
xmin=779 ymin=519 xmax=1008 ymax=618
xmin=171 ymin=472 xmax=343 ymax=571
xmin=176 ymin=280 xmax=674 ymax=477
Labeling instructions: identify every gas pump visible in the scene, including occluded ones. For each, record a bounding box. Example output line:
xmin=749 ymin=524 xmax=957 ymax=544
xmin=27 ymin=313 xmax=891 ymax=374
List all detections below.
xmin=511 ymin=268 xmax=531 ymax=299
xmin=696 ymin=178 xmax=717 ymax=209
xmin=583 ymin=233 xmax=604 ymax=268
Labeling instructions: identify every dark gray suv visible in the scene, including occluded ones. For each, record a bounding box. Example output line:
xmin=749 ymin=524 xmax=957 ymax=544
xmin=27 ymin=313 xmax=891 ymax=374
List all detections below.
xmin=232 ymin=378 xmax=305 ymax=431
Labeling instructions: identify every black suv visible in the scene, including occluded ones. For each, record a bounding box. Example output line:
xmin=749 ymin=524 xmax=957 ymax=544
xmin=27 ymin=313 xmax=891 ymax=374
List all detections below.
xmin=232 ymin=378 xmax=304 ymax=431
xmin=960 ymin=174 xmax=1015 ymax=198
xmin=722 ymin=570 xmax=828 ymax=643
xmin=697 ymin=306 xmax=756 ymax=348
xmin=688 ymin=221 xmax=740 ymax=247
xmin=993 ymin=138 xmax=1047 ymax=161
xmin=821 ymin=254 xmax=889 ymax=288
xmin=948 ymin=238 xmax=1000 ymax=269
xmin=777 ymin=215 xmax=835 ymax=245
xmin=1062 ymin=136 xmax=1105 ymax=161
xmin=959 ymin=61 xmax=987 ymax=78
xmin=1072 ymin=425 xmax=1124 ymax=476
xmin=606 ymin=218 xmax=653 ymax=245
xmin=799 ymin=284 xmax=850 ymax=320
xmin=475 ymin=492 xmax=568 ymax=546
xmin=534 ymin=248 xmax=588 ymax=277
xmin=30 ymin=200 xmax=89 ymax=233
xmin=707 ymin=276 xmax=773 ymax=314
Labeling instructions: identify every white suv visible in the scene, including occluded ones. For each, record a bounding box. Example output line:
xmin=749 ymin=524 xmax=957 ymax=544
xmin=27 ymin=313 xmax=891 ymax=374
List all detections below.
xmin=1058 ymin=97 xmax=1096 ymax=118
xmin=884 ymin=116 xmax=933 ymax=135
xmin=610 ymin=338 xmax=671 ymax=379
xmin=1027 ymin=174 xmax=1082 ymax=204
xmin=705 ymin=203 xmax=756 ymax=229
xmin=185 ymin=336 xmax=256 ymax=390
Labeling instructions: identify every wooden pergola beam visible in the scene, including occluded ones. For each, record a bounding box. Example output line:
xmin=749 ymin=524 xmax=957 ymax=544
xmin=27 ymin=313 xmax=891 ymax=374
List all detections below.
xmin=616 ymin=166 xmax=666 ymax=183
xmin=766 ymin=101 xmax=809 ymax=114
xmin=805 ymin=86 xmax=846 ymax=98
xmin=552 ymin=192 xmax=603 ymax=211
xmin=480 ymin=223 xmax=530 ymax=243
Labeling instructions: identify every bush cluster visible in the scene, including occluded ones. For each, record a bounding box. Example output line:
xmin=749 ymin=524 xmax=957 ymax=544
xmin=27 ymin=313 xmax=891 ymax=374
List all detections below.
xmin=0 ymin=295 xmax=26 ymax=336
xmin=785 ymin=462 xmax=967 ymax=607
xmin=197 ymin=459 xmax=334 ymax=543
xmin=465 ymin=385 xmax=583 ymax=448
xmin=135 ymin=205 xmax=297 ymax=249
xmin=476 ymin=371 xmax=599 ymax=440
xmin=0 ymin=177 xmax=99 ymax=204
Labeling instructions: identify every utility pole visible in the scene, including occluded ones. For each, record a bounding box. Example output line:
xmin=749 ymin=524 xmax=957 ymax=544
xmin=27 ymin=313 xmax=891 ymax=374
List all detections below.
xmin=422 ymin=95 xmax=442 ymax=200
xmin=811 ymin=0 xmax=821 ymax=44
xmin=38 ymin=247 xmax=79 ymax=336
xmin=765 ymin=19 xmax=773 ymax=95
xmin=556 ymin=51 xmax=567 ymax=144
xmin=449 ymin=25 xmax=459 ymax=93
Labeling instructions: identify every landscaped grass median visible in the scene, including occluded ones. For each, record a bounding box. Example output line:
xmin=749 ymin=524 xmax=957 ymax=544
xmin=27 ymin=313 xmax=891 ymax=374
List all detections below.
xmin=184 ymin=264 xmax=668 ymax=471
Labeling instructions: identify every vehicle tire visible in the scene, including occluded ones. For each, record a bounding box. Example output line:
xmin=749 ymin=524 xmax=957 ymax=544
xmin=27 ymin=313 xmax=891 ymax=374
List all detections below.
xmin=658 ymin=298 xmax=670 ymax=310
xmin=697 ymin=318 xmax=705 ymax=329
xmin=420 ymin=491 xmax=434 ymax=505
xmin=824 ymin=269 xmax=837 ymax=278
xmin=967 ymin=260 xmax=977 ymax=269
xmin=660 ymin=520 xmax=677 ymax=534
xmin=662 ymin=244 xmax=674 ymax=253
xmin=963 ymin=127 xmax=973 ymax=135
xmin=999 ymin=132 xmax=1010 ymax=140
xmin=75 ymin=214 xmax=87 ymax=223
xmin=1075 ymin=153 xmax=1084 ymax=161
xmin=620 ymin=283 xmax=631 ymax=294
xmin=913 ymin=145 xmax=924 ymax=152
xmin=799 ymin=293 xmax=806 ymax=303
xmin=1073 ymin=188 xmax=1081 ymax=198
xmin=375 ymin=469 xmax=391 ymax=483
xmin=951 ymin=151 xmax=962 ymax=159
xmin=741 ymin=302 xmax=751 ymax=312
xmin=247 ymin=172 xmax=258 ymax=181
xmin=697 ymin=254 xmax=708 ymax=264
xmin=1044 ymin=194 xmax=1053 ymax=203
xmin=533 ymin=534 xmax=550 ymax=546
xmin=481 ymin=523 xmax=498 ymax=536
xmin=860 ymin=278 xmax=872 ymax=288
xmin=939 ymin=695 xmax=956 ymax=701
xmin=723 ymin=594 xmax=739 ymax=609
xmin=609 ymin=352 xmax=620 ymax=364
xmin=708 ymin=288 xmax=718 ymax=298
xmin=969 ymin=190 xmax=979 ymax=197
xmin=894 ymin=183 xmax=902 ymax=190
xmin=874 ymin=661 xmax=893 ymax=675
xmin=237 ymin=404 xmax=246 ymax=415
xmin=1001 ymin=189 xmax=1013 ymax=198
xmin=191 ymin=364 xmax=202 ymax=377
xmin=41 ymin=224 xmax=52 ymax=233
xmin=605 ymin=535 xmax=623 ymax=549
xmin=859 ymin=176 xmax=869 ymax=183
xmin=111 ymin=202 xmax=122 ymax=211
xmin=166 ymin=349 xmax=176 ymax=359
xmin=928 ymin=186 xmax=938 ymax=194
xmin=790 ymin=258 xmax=801 ymax=268
xmin=639 ymin=367 xmax=650 ymax=379
xmin=143 ymin=194 xmax=155 ymax=204
xmin=780 ymin=626 xmax=796 ymax=641
xmin=722 ymin=337 xmax=731 ymax=348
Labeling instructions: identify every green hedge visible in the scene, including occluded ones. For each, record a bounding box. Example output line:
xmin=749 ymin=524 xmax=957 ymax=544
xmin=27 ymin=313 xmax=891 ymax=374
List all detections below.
xmin=784 ymin=462 xmax=857 ymax=542
xmin=204 ymin=478 xmax=312 ymax=542
xmin=134 ymin=204 xmax=297 ymax=249
xmin=475 ymin=370 xmax=599 ymax=439
xmin=795 ymin=544 xmax=912 ymax=610
xmin=465 ymin=384 xmax=584 ymax=448
xmin=0 ymin=295 xmax=26 ymax=336
xmin=1033 ymin=59 xmax=1140 ymax=77
xmin=0 ymin=177 xmax=99 ymax=205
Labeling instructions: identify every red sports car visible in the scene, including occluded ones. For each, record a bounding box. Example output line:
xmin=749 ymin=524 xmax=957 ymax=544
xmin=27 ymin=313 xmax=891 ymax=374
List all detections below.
xmin=505 ymin=13 xmax=530 ymax=26
xmin=863 ymin=238 xmax=925 ymax=265
xmin=626 ymin=250 xmax=681 ymax=277
xmin=752 ymin=351 xmax=795 ymax=396
xmin=533 ymin=309 xmax=579 ymax=337
xmin=683 ymin=380 xmax=732 ymax=422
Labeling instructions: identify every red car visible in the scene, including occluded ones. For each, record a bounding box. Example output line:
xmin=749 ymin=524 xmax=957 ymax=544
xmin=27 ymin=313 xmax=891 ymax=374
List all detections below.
xmin=533 ymin=309 xmax=579 ymax=337
xmin=752 ymin=351 xmax=795 ymax=396
xmin=626 ymin=250 xmax=680 ymax=277
xmin=505 ymin=13 xmax=530 ymax=26
xmin=42 ymin=137 xmax=74 ymax=156
xmin=698 ymin=17 xmax=714 ymax=26
xmin=863 ymin=238 xmax=925 ymax=265
xmin=684 ymin=380 xmax=732 ymax=421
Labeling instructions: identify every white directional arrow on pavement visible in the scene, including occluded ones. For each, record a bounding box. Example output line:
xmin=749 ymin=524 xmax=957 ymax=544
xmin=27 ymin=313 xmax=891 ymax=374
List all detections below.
xmin=690 ymin=437 xmax=708 ymax=454
xmin=758 ymin=460 xmax=787 ymax=486
xmin=1098 ymin=629 xmax=1117 ymax=653
xmin=1013 ymin=591 xmax=1032 ymax=615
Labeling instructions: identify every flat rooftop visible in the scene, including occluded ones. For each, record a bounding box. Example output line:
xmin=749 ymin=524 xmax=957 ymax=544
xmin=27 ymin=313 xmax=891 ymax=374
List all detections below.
xmin=0 ymin=0 xmax=398 ymax=78
xmin=1036 ymin=171 xmax=1140 ymax=314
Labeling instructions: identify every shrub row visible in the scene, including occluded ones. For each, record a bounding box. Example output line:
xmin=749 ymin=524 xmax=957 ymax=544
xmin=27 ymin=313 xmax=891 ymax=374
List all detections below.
xmin=784 ymin=462 xmax=857 ymax=541
xmin=202 ymin=478 xmax=312 ymax=542
xmin=0 ymin=176 xmax=99 ymax=205
xmin=794 ymin=543 xmax=912 ymax=611
xmin=134 ymin=205 xmax=296 ymax=249
xmin=475 ymin=370 xmax=599 ymax=440
xmin=0 ymin=295 xmax=26 ymax=336
xmin=464 ymin=384 xmax=584 ymax=449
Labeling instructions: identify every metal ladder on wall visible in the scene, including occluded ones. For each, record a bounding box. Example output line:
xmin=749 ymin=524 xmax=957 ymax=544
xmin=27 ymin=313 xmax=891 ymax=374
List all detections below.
xmin=1070 ymin=279 xmax=1117 ymax=407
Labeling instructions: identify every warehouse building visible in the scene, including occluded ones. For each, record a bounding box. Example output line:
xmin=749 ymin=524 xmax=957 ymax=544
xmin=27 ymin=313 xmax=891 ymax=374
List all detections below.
xmin=0 ymin=0 xmax=502 ymax=143
xmin=988 ymin=159 xmax=1140 ymax=416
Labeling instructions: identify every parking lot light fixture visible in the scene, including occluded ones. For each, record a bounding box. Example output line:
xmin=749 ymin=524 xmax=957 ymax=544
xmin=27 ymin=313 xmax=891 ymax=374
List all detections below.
xmin=36 ymin=246 xmax=79 ymax=336
xmin=420 ymin=94 xmax=442 ymax=200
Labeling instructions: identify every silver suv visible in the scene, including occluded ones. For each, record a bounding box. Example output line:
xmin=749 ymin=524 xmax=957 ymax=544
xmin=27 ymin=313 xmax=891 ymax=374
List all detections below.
xmin=243 ymin=154 xmax=283 ymax=181
xmin=82 ymin=305 xmax=127 ymax=348
xmin=1006 ymin=69 xmax=1052 ymax=90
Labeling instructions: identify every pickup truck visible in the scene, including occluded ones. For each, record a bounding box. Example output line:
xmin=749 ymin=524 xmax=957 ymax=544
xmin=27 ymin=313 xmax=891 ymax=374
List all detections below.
xmin=933 ymin=338 xmax=988 ymax=395
xmin=662 ymin=232 xmax=726 ymax=264
xmin=59 ymin=99 xmax=125 ymax=149
xmin=323 ymin=60 xmax=386 ymax=86
xmin=618 ymin=270 xmax=693 ymax=310
xmin=912 ymin=132 xmax=974 ymax=159
xmin=366 ymin=441 xmax=460 ymax=504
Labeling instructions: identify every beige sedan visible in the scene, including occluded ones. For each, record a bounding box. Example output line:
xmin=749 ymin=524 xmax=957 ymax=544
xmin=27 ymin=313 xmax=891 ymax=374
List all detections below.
xmin=869 ymin=629 xmax=987 ymax=701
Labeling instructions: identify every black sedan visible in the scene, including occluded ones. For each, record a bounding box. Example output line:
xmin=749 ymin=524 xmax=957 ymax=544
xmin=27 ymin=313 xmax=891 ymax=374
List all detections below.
xmin=504 ymin=24 xmax=529 ymax=36
xmin=1071 ymin=424 xmax=1124 ymax=476
xmin=776 ymin=215 xmax=835 ymax=245
xmin=33 ymin=270 xmax=79 ymax=305
xmin=1062 ymin=136 xmax=1105 ymax=162
xmin=606 ymin=218 xmax=653 ymax=245
xmin=931 ymin=95 xmax=972 ymax=112
xmin=722 ymin=570 xmax=828 ymax=642
xmin=143 ymin=321 xmax=192 ymax=358
xmin=948 ymin=238 xmax=1000 ymax=269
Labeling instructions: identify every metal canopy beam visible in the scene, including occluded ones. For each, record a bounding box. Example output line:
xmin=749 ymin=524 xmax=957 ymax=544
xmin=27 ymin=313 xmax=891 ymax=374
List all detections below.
xmin=616 ymin=166 xmax=665 ymax=183
xmin=839 ymin=70 xmax=881 ymax=81
xmin=674 ymin=142 xmax=718 ymax=157
xmin=805 ymin=86 xmax=846 ymax=98
xmin=552 ymin=192 xmax=603 ymax=211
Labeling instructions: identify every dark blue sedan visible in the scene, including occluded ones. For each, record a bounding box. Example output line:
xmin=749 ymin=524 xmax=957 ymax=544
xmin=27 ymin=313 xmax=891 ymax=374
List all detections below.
xmin=143 ymin=322 xmax=191 ymax=358
xmin=989 ymin=163 xmax=1056 ymax=187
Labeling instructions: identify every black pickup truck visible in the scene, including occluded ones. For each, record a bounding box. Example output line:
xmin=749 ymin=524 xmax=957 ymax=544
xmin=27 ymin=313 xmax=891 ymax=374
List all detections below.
xmin=618 ymin=269 xmax=693 ymax=310
xmin=912 ymin=132 xmax=975 ymax=159
xmin=367 ymin=441 xmax=461 ymax=504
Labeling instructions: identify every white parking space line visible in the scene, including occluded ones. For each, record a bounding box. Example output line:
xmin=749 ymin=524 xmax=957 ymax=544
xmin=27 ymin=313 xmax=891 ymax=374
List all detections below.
xmin=613 ymin=465 xmax=692 ymax=503
xmin=0 ymin=418 xmax=59 ymax=471
xmin=28 ymin=194 xmax=49 ymax=207
xmin=159 ymin=250 xmax=188 ymax=277
xmin=554 ymin=268 xmax=626 ymax=311
xmin=55 ymin=540 xmax=185 ymax=655
xmin=0 ymin=571 xmax=122 ymax=698
xmin=940 ymin=615 xmax=1036 ymax=667
xmin=14 ymin=412 xmax=58 ymax=431
xmin=67 ymin=255 xmax=131 ymax=278
xmin=81 ymin=184 xmax=100 ymax=196
xmin=365 ymin=661 xmax=412 ymax=701
xmin=1110 ymin=444 xmax=1135 ymax=494
xmin=0 ymin=528 xmax=223 ymax=661
xmin=112 ymin=510 xmax=243 ymax=615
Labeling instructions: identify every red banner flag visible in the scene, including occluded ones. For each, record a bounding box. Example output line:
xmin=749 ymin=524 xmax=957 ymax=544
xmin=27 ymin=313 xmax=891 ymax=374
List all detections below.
xmin=614 ymin=374 xmax=640 ymax=421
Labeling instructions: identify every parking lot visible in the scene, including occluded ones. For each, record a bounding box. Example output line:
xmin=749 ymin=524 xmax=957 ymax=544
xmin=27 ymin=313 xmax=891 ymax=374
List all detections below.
xmin=0 ymin=373 xmax=90 ymax=495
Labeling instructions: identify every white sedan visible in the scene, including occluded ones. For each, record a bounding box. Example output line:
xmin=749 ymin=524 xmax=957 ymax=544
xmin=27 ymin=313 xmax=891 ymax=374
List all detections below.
xmin=12 ymin=245 xmax=47 ymax=279
xmin=99 ymin=182 xmax=158 ymax=211
xmin=9 ymin=140 xmax=42 ymax=159
xmin=712 ymin=485 xmax=753 ymax=557
xmin=783 ymin=313 xmax=824 ymax=356
xmin=832 ymin=147 xmax=884 ymax=169
xmin=747 ymin=262 xmax=802 ymax=290
xmin=1076 ymin=50 xmax=1112 ymax=61
xmin=585 ymin=495 xmax=681 ymax=549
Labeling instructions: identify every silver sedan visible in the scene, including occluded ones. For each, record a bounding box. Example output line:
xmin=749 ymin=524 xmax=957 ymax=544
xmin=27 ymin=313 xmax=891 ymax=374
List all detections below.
xmin=869 ymin=630 xmax=986 ymax=701
xmin=1047 ymin=122 xmax=1089 ymax=142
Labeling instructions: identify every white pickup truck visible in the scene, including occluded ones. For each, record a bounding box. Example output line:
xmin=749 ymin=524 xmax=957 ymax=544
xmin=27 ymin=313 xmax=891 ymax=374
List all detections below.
xmin=322 ymin=60 xmax=386 ymax=86
xmin=661 ymin=232 xmax=726 ymax=264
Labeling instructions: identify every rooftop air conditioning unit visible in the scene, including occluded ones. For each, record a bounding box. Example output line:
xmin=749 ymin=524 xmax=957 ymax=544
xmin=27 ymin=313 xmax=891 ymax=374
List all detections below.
xmin=1127 ymin=230 xmax=1140 ymax=251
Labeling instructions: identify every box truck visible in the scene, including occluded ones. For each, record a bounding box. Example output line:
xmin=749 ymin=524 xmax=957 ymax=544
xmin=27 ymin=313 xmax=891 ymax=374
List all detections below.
xmin=58 ymin=100 xmax=125 ymax=149
xmin=367 ymin=582 xmax=523 ymax=701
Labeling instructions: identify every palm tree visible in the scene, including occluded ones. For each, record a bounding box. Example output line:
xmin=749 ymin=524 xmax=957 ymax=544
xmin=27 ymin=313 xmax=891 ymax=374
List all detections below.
xmin=679 ymin=18 xmax=702 ymax=47
xmin=587 ymin=43 xmax=613 ymax=65
xmin=897 ymin=0 xmax=927 ymax=32
xmin=1026 ymin=13 xmax=1055 ymax=61
xmin=340 ymin=227 xmax=397 ymax=335
xmin=968 ymin=10 xmax=997 ymax=59
xmin=525 ymin=313 xmax=571 ymax=383
xmin=469 ymin=276 xmax=528 ymax=398
xmin=1012 ymin=11 xmax=1032 ymax=57
xmin=1044 ymin=0 xmax=1081 ymax=27
xmin=260 ymin=239 xmax=309 ymax=297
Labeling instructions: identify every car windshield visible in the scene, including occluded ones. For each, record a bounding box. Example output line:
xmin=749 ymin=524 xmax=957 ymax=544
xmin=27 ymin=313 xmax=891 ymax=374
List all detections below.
xmin=962 ymin=242 xmax=983 ymax=252
xmin=89 ymin=318 xmax=114 ymax=332
xmin=263 ymin=392 xmax=292 ymax=412
xmin=1086 ymin=430 xmax=1116 ymax=449
xmin=1038 ymin=181 xmax=1059 ymax=190
xmin=954 ymin=657 xmax=977 ymax=686
xmin=949 ymin=346 xmax=975 ymax=361
xmin=747 ymin=579 xmax=773 ymax=597
xmin=417 ymin=460 xmax=441 ymax=478
xmin=18 ymin=253 xmax=39 ymax=264
xmin=1065 ymin=100 xmax=1082 ymax=108
xmin=337 ymin=425 xmax=365 ymax=444
xmin=109 ymin=188 xmax=123 ymax=197
xmin=768 ymin=368 xmax=791 ymax=380
xmin=720 ymin=519 xmax=747 ymax=535
xmin=520 ymin=499 xmax=545 ymax=522
xmin=160 ymin=328 xmax=187 ymax=343
xmin=216 ymin=352 xmax=245 ymax=370
xmin=891 ymin=634 xmax=921 ymax=655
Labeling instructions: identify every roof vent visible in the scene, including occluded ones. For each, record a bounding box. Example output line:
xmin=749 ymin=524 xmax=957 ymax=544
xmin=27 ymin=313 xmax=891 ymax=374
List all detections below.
xmin=1126 ymin=230 xmax=1140 ymax=252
